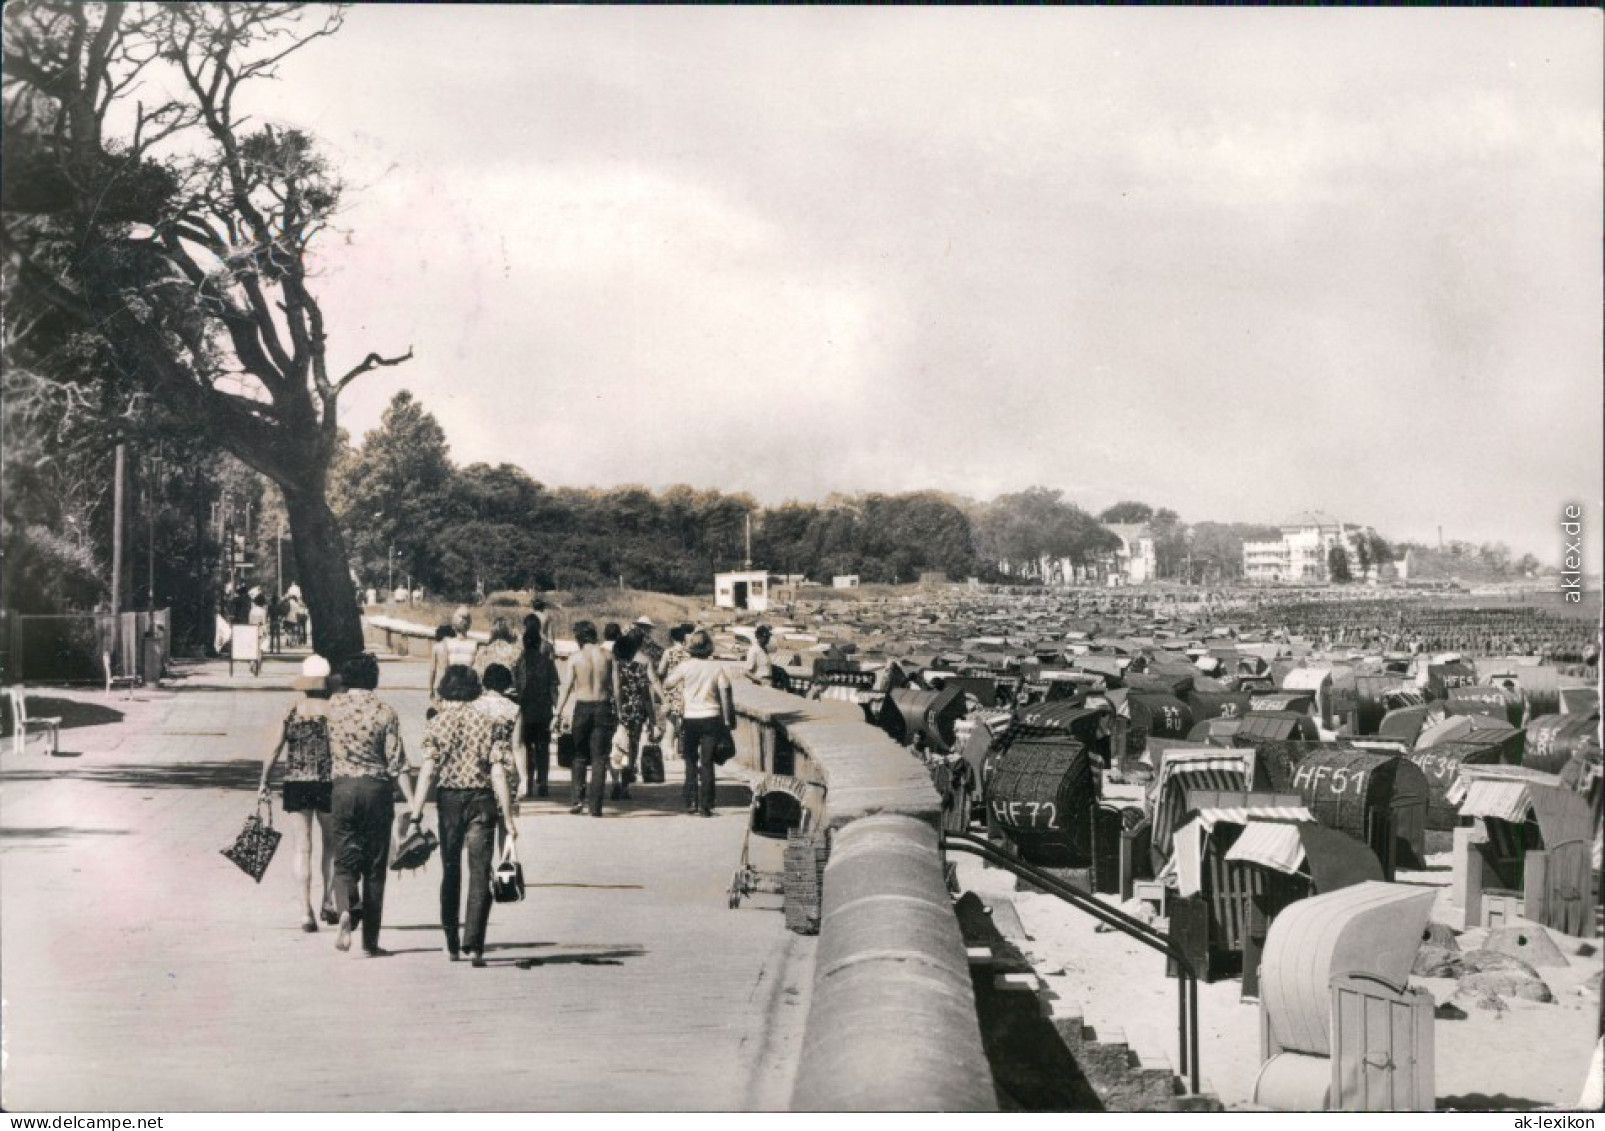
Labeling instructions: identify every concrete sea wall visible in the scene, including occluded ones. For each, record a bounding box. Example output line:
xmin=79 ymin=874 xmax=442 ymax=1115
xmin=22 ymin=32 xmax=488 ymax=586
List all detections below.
xmin=733 ymin=685 xmax=997 ymax=1112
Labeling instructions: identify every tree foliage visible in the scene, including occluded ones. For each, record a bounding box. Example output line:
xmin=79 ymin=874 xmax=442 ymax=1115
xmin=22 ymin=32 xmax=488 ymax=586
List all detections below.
xmin=1098 ymin=500 xmax=1154 ymax=524
xmin=3 ymin=1 xmax=405 ymax=661
xmin=1328 ymin=543 xmax=1353 ymax=583
xmin=973 ymin=487 xmax=1117 ymax=580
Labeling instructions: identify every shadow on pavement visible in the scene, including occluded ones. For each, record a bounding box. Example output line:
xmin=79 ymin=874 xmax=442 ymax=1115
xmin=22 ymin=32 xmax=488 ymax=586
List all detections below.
xmin=0 ymin=826 xmax=131 ymax=839
xmin=0 ymin=758 xmax=263 ymax=791
xmin=143 ymin=684 xmax=302 ymax=694
xmin=512 ymin=948 xmax=647 ymax=968
xmin=10 ymin=698 xmax=125 ymax=730
xmin=604 ymin=780 xmax=751 ymax=815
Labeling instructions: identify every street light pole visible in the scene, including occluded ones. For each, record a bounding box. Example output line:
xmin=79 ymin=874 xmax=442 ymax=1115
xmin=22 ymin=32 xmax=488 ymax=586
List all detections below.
xmin=147 ymin=455 xmax=157 ymax=614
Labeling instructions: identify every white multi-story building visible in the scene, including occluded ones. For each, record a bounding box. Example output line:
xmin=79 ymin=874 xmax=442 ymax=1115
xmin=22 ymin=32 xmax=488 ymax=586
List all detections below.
xmin=1243 ymin=511 xmax=1351 ymax=583
xmin=1102 ymin=523 xmax=1158 ymax=584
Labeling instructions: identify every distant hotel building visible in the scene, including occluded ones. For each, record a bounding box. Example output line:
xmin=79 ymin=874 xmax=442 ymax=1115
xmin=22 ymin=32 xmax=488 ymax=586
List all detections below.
xmin=1243 ymin=511 xmax=1358 ymax=583
xmin=1101 ymin=523 xmax=1157 ymax=585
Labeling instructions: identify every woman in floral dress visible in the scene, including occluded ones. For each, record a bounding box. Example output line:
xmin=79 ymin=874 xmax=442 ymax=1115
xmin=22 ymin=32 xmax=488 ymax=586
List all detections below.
xmin=609 ymin=634 xmax=660 ymax=800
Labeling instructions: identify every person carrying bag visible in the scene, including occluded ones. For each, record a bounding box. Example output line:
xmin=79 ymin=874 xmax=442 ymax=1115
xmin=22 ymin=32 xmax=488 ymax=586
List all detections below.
xmin=402 ymin=664 xmax=521 ymax=967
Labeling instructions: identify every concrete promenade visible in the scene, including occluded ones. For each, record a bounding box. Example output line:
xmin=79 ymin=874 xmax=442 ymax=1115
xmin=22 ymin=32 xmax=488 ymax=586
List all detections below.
xmin=0 ymin=653 xmax=813 ymax=1111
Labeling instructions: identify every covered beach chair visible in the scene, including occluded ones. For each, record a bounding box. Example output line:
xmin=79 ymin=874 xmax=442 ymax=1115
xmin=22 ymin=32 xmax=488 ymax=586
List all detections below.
xmin=1147 ymin=747 xmax=1260 ymax=871
xmin=1162 ymin=790 xmax=1314 ymax=984
xmin=1115 ymin=692 xmax=1194 ymax=773
xmin=1353 ymin=676 xmax=1424 ymax=737
xmin=1525 ymin=713 xmax=1601 ymax=775
xmin=1449 ymin=765 xmax=1596 ymax=937
xmin=1408 ymin=742 xmax=1510 ymax=830
xmin=1252 ymin=745 xmax=1429 ymax=878
xmin=1445 ymin=684 xmax=1524 ymax=729
xmin=1284 ymin=666 xmax=1336 ymax=729
xmin=1253 ymin=882 xmax=1437 ymax=1111
xmin=1227 ymin=817 xmax=1384 ymax=1000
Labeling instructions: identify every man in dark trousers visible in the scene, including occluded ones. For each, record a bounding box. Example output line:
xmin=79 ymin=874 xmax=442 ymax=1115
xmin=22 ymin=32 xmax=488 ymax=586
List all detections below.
xmin=326 ymin=652 xmax=417 ymax=957
xmin=555 ymin=620 xmax=619 ymax=817
xmin=514 ymin=623 xmax=560 ymax=798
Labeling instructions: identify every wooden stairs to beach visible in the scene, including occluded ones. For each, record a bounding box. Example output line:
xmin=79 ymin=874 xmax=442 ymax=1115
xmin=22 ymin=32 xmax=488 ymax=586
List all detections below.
xmin=954 ymin=891 xmax=1221 ymax=1112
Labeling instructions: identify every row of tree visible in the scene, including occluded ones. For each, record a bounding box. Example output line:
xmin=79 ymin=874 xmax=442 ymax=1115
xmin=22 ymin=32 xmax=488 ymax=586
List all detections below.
xmin=324 ymin=392 xmax=1364 ymax=599
xmin=330 ymin=392 xmax=1039 ymax=594
xmin=3 ymin=352 xmax=1410 ymax=647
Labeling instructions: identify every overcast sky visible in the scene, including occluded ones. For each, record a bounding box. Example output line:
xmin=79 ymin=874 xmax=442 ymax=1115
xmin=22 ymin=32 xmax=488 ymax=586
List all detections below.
xmin=240 ymin=6 xmax=1599 ymax=562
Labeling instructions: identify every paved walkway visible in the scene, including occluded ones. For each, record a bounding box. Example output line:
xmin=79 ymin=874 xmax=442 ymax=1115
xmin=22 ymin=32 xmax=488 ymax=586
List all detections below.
xmin=0 ymin=653 xmax=813 ymax=1111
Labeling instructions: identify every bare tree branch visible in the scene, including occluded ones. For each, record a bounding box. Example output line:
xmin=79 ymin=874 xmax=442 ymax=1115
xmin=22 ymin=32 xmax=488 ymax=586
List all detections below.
xmin=334 ymin=347 xmax=415 ymax=396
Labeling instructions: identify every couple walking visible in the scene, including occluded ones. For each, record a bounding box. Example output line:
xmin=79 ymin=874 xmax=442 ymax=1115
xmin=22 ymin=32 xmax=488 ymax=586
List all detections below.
xmin=260 ymin=652 xmax=519 ymax=965
xmin=558 ymin=624 xmax=733 ymax=818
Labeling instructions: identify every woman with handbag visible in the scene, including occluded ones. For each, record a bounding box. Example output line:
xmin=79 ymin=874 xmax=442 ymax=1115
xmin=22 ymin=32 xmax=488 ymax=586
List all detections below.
xmin=661 ymin=629 xmax=734 ymax=818
xmin=402 ymin=664 xmax=521 ymax=967
xmin=257 ymin=654 xmax=338 ymax=931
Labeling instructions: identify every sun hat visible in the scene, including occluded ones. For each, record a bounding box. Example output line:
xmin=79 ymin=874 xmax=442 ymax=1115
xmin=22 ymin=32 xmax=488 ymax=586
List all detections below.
xmin=634 ymin=616 xmax=656 ymax=628
xmin=293 ymin=654 xmax=332 ymax=691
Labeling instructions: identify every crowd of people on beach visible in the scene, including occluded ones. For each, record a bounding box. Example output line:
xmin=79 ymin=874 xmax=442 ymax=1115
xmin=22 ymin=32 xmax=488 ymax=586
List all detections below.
xmin=258 ymin=604 xmax=769 ymax=964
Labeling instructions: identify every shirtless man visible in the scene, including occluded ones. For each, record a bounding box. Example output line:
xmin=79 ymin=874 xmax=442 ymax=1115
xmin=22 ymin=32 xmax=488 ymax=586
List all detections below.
xmin=555 ymin=620 xmax=620 ymax=816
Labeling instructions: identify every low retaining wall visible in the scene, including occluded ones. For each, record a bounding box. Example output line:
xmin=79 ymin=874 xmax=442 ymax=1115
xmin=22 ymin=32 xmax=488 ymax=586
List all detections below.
xmin=732 ymin=685 xmax=997 ymax=1112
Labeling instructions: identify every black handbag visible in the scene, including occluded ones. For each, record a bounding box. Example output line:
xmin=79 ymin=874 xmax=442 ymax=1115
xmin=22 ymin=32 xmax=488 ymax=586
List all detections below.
xmin=491 ymin=838 xmax=525 ymax=903
xmin=713 ymin=730 xmax=737 ymax=766
xmin=640 ymin=742 xmax=665 ymax=784
xmin=391 ymin=824 xmax=439 ymax=873
xmin=556 ymin=732 xmax=576 ymax=769
xmin=221 ymin=799 xmax=282 ymax=883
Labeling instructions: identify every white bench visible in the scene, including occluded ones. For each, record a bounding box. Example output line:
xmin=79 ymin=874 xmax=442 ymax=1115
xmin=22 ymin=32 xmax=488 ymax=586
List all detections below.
xmin=7 ymin=686 xmax=62 ymax=757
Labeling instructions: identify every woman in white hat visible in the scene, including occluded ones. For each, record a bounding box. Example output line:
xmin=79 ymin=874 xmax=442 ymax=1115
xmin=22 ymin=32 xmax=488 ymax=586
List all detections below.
xmin=258 ymin=655 xmax=339 ymax=931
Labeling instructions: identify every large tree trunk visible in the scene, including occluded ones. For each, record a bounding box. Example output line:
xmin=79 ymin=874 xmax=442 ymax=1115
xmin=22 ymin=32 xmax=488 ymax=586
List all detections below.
xmin=281 ymin=481 xmax=365 ymax=665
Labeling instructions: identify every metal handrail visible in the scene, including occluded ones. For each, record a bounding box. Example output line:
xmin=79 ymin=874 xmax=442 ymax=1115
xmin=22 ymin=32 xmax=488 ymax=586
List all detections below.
xmin=943 ymin=830 xmax=1201 ymax=1095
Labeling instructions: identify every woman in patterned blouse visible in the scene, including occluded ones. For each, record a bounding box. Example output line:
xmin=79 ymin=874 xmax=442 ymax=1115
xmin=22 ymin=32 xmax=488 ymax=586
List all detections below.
xmin=258 ymin=654 xmax=337 ymax=932
xmin=403 ymin=664 xmax=520 ymax=966
xmin=326 ymin=652 xmax=417 ymax=957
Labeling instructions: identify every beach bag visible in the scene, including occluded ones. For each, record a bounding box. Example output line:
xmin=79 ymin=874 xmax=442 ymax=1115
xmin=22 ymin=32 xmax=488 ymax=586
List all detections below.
xmin=640 ymin=743 xmax=665 ymax=784
xmin=221 ymin=799 xmax=282 ymax=883
xmin=556 ymin=732 xmax=576 ymax=769
xmin=391 ymin=825 xmax=439 ymax=873
xmin=491 ymin=838 xmax=525 ymax=903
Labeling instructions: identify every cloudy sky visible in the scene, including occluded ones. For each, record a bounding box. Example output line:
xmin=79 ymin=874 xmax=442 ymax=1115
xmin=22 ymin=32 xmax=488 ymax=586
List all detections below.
xmin=240 ymin=6 xmax=1599 ymax=562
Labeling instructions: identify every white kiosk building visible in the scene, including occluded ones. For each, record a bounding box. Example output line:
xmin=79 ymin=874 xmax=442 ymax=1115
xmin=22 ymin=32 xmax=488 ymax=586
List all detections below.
xmin=715 ymin=570 xmax=773 ymax=611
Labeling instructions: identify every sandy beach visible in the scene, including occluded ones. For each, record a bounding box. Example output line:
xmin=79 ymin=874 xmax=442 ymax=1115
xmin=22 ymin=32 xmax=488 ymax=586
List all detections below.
xmin=952 ymin=850 xmax=1601 ymax=1110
